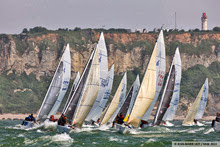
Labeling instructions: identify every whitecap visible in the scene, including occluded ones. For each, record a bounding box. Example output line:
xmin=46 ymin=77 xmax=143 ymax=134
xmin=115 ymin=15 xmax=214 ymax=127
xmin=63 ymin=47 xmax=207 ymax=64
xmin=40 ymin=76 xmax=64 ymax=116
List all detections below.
xmin=51 ymin=133 xmax=73 ymax=143
xmin=37 ymin=129 xmax=43 ymax=133
xmin=146 ymin=138 xmax=156 ymax=143
xmin=204 ymin=128 xmax=214 ymax=134
xmin=109 ymin=137 xmax=122 ymax=142
xmin=189 ymin=127 xmax=205 ymax=133
xmin=18 ymin=134 xmax=24 ymax=137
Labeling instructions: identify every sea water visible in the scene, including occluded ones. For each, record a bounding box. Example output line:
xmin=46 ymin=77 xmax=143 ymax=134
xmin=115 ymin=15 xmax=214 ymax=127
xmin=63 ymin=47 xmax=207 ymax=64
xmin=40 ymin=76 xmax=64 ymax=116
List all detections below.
xmin=0 ymin=120 xmax=219 ymax=146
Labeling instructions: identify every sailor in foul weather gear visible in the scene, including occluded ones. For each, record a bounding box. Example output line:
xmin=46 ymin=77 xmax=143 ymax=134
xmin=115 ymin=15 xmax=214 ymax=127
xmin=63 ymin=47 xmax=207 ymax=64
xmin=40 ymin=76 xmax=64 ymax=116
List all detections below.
xmin=58 ymin=113 xmax=67 ymax=126
xmin=22 ymin=114 xmax=36 ymax=125
xmin=49 ymin=115 xmax=57 ymax=122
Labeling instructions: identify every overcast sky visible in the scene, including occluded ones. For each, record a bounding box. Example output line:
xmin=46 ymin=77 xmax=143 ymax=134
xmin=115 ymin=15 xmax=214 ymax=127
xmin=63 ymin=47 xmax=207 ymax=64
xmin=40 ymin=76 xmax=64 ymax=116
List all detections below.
xmin=0 ymin=0 xmax=219 ymax=34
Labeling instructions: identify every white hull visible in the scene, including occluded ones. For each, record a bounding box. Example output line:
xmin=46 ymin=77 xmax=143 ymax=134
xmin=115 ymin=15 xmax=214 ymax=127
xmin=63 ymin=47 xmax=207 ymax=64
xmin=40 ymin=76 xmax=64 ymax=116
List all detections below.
xmin=115 ymin=123 xmax=132 ymax=134
xmin=56 ymin=125 xmax=70 ymax=134
xmin=213 ymin=121 xmax=220 ymax=133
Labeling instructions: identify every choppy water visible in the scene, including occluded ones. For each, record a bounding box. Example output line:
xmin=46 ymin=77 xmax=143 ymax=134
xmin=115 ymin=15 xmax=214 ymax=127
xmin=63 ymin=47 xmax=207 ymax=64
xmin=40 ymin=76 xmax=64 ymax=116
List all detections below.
xmin=0 ymin=120 xmax=219 ymax=146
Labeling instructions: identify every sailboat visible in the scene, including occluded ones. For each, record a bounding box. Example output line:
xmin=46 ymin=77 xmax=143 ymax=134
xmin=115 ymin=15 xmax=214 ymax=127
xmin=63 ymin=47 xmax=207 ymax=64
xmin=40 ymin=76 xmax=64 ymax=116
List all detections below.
xmin=57 ymin=44 xmax=100 ymax=133
xmin=118 ymin=75 xmax=140 ymax=121
xmin=90 ymin=64 xmax=114 ymax=123
xmin=153 ymin=55 xmax=176 ymax=126
xmin=141 ymin=30 xmax=166 ymax=122
xmin=86 ymin=32 xmax=109 ymax=122
xmin=126 ymin=37 xmax=158 ymax=128
xmin=114 ymin=75 xmax=140 ymax=132
xmin=182 ymin=78 xmax=208 ymax=126
xmin=36 ymin=44 xmax=71 ymax=125
xmin=100 ymin=72 xmax=127 ymax=125
xmin=162 ymin=48 xmax=182 ymax=125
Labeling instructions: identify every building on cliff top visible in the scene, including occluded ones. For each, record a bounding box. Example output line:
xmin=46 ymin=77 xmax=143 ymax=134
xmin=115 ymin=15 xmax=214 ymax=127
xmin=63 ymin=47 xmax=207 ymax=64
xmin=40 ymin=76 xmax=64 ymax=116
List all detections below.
xmin=201 ymin=13 xmax=208 ymax=31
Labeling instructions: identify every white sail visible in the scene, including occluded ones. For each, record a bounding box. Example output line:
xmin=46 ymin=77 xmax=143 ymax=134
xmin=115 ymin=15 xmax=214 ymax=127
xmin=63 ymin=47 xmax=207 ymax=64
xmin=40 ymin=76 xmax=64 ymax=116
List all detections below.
xmin=37 ymin=44 xmax=71 ymax=122
xmin=72 ymin=46 xmax=100 ymax=129
xmin=195 ymin=78 xmax=208 ymax=120
xmin=108 ymin=72 xmax=127 ymax=123
xmin=63 ymin=49 xmax=95 ymax=123
xmin=142 ymin=30 xmax=166 ymax=121
xmin=100 ymin=72 xmax=127 ymax=125
xmin=91 ymin=64 xmax=114 ymax=121
xmin=163 ymin=47 xmax=182 ymax=121
xmin=127 ymin=43 xmax=157 ymax=128
xmin=86 ymin=32 xmax=108 ymax=121
xmin=63 ymin=71 xmax=80 ymax=112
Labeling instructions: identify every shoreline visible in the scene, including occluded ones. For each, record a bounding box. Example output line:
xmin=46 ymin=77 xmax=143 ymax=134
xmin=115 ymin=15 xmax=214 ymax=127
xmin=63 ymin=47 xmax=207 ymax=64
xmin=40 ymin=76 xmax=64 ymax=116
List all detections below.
xmin=0 ymin=113 xmax=216 ymax=121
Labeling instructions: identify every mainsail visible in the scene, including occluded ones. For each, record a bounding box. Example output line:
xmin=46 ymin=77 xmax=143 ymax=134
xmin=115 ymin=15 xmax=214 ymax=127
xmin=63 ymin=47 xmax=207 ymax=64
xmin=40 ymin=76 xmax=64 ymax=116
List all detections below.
xmin=100 ymin=72 xmax=127 ymax=125
xmin=127 ymin=43 xmax=157 ymax=128
xmin=91 ymin=64 xmax=114 ymax=122
xmin=163 ymin=48 xmax=182 ymax=121
xmin=37 ymin=44 xmax=71 ymax=122
xmin=72 ymin=46 xmax=100 ymax=129
xmin=195 ymin=78 xmax=208 ymax=120
xmin=118 ymin=75 xmax=140 ymax=121
xmin=63 ymin=49 xmax=95 ymax=123
xmin=86 ymin=32 xmax=108 ymax=121
xmin=182 ymin=79 xmax=208 ymax=125
xmin=153 ymin=64 xmax=176 ymax=126
xmin=142 ymin=30 xmax=166 ymax=121
xmin=63 ymin=72 xmax=80 ymax=112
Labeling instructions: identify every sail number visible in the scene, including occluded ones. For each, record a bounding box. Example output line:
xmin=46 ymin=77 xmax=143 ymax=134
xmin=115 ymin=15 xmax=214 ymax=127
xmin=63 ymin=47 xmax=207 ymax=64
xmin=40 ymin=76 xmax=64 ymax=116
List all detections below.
xmin=158 ymin=71 xmax=165 ymax=86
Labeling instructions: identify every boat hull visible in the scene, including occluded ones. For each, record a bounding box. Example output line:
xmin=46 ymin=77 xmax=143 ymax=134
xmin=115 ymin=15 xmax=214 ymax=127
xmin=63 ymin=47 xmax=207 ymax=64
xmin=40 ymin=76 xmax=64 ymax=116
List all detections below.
xmin=213 ymin=121 xmax=220 ymax=133
xmin=56 ymin=125 xmax=70 ymax=134
xmin=115 ymin=123 xmax=131 ymax=134
xmin=23 ymin=121 xmax=34 ymax=129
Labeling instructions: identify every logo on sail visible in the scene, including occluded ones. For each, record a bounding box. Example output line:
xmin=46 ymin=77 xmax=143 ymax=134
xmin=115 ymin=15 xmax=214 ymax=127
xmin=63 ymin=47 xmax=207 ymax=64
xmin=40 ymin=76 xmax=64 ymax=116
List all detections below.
xmin=101 ymin=79 xmax=109 ymax=87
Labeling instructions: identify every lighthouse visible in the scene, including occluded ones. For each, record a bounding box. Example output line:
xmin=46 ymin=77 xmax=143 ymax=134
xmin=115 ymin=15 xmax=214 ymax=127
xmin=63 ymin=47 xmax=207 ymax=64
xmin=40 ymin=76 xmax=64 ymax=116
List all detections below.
xmin=201 ymin=13 xmax=208 ymax=31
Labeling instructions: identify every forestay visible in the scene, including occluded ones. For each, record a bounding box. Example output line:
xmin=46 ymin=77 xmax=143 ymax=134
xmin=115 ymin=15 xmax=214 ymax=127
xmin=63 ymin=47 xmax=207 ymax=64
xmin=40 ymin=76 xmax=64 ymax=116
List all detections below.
xmin=163 ymin=48 xmax=182 ymax=121
xmin=100 ymin=72 xmax=127 ymax=125
xmin=142 ymin=30 xmax=166 ymax=121
xmin=37 ymin=44 xmax=71 ymax=123
xmin=91 ymin=64 xmax=114 ymax=122
xmin=86 ymin=32 xmax=108 ymax=121
xmin=127 ymin=43 xmax=157 ymax=128
xmin=72 ymin=46 xmax=100 ymax=129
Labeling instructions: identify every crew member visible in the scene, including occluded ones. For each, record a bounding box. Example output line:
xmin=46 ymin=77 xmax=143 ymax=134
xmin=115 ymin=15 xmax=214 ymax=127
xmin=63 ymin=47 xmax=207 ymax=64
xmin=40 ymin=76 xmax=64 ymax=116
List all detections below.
xmin=22 ymin=114 xmax=36 ymax=125
xmin=211 ymin=113 xmax=220 ymax=127
xmin=49 ymin=115 xmax=57 ymax=122
xmin=112 ymin=113 xmax=124 ymax=127
xmin=58 ymin=113 xmax=67 ymax=126
xmin=140 ymin=120 xmax=149 ymax=128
